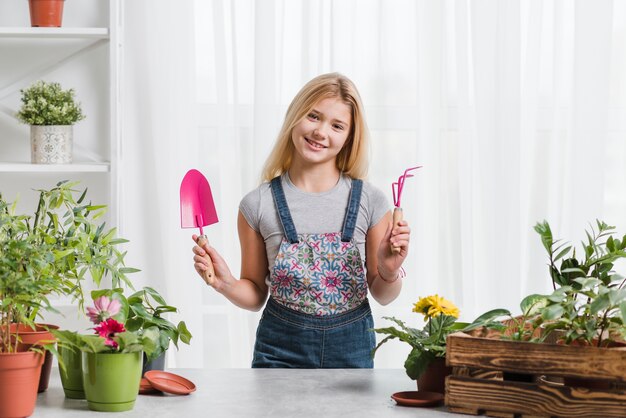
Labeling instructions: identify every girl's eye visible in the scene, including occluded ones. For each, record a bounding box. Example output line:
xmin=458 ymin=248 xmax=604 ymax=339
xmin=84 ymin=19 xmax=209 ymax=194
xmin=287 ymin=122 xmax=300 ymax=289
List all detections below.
xmin=307 ymin=113 xmax=319 ymax=120
xmin=333 ymin=124 xmax=345 ymax=131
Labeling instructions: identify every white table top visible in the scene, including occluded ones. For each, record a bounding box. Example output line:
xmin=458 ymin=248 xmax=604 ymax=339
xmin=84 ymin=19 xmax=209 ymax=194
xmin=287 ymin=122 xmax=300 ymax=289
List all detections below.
xmin=33 ymin=368 xmax=466 ymax=417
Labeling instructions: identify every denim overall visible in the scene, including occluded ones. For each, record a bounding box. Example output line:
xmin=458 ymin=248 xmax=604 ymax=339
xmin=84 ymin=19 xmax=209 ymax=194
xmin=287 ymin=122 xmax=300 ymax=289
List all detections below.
xmin=252 ymin=176 xmax=375 ymax=368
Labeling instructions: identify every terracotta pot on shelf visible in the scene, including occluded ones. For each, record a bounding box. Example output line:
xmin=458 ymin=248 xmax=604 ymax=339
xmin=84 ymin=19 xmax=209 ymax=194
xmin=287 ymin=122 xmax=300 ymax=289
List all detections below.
xmin=417 ymin=357 xmax=452 ymax=394
xmin=8 ymin=323 xmax=58 ymax=393
xmin=28 ymin=0 xmax=65 ymax=27
xmin=0 ymin=351 xmax=44 ymax=418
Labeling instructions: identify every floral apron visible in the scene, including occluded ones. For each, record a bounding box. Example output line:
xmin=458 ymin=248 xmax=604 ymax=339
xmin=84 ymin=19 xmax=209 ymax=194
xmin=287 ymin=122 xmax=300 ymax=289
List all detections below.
xmin=252 ymin=176 xmax=375 ymax=368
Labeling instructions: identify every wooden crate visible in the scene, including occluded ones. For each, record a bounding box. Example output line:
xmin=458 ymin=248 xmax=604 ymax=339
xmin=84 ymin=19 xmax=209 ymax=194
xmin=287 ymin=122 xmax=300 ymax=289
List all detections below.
xmin=445 ymin=331 xmax=626 ymax=417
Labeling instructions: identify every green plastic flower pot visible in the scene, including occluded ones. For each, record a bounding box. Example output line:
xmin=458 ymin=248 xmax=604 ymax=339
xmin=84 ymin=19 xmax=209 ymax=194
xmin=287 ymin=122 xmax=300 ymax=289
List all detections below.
xmin=82 ymin=351 xmax=142 ymax=412
xmin=58 ymin=346 xmax=84 ymax=399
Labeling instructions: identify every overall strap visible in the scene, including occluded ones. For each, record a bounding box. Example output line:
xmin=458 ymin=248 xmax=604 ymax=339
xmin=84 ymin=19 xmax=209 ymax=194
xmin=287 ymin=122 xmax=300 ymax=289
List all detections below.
xmin=341 ymin=179 xmax=363 ymax=242
xmin=270 ymin=176 xmax=299 ymax=244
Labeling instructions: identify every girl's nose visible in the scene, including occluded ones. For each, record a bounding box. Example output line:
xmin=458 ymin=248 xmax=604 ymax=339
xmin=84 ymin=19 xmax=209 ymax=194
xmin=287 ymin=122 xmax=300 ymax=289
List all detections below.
xmin=313 ymin=128 xmax=327 ymax=139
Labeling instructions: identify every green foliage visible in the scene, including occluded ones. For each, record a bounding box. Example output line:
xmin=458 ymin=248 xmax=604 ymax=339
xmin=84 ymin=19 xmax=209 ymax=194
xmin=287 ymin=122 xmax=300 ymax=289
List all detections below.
xmin=0 ymin=202 xmax=61 ymax=352
xmin=371 ymin=310 xmax=503 ymax=380
xmin=53 ymin=328 xmax=159 ymax=356
xmin=16 ymin=80 xmax=85 ymax=126
xmin=534 ymin=220 xmax=626 ymax=346
xmin=91 ymin=287 xmax=192 ymax=361
xmin=0 ymin=181 xmax=137 ymax=352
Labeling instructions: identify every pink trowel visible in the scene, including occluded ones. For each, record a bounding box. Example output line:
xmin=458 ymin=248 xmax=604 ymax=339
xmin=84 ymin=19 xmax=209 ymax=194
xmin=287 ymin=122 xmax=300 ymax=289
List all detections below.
xmin=180 ymin=169 xmax=219 ymax=280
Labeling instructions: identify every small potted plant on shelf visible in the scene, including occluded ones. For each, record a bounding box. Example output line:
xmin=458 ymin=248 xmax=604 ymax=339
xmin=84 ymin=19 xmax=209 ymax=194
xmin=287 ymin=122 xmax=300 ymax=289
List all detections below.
xmin=28 ymin=0 xmax=66 ymax=27
xmin=372 ymin=295 xmax=501 ymax=393
xmin=16 ymin=80 xmax=85 ymax=164
xmin=56 ymin=292 xmax=159 ymax=412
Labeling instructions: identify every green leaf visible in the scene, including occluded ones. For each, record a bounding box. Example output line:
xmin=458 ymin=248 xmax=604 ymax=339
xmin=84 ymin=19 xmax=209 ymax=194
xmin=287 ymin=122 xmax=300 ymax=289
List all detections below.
xmin=177 ymin=321 xmax=192 ymax=344
xmin=143 ymin=286 xmax=168 ymax=306
xmin=589 ymin=293 xmax=610 ymax=315
xmin=119 ymin=267 xmax=141 ymax=274
xmin=534 ymin=221 xmax=553 ymax=253
xmin=462 ymin=308 xmax=511 ymax=332
xmin=520 ymin=294 xmax=548 ymax=317
xmin=542 ymin=304 xmax=565 ymax=320
xmin=404 ymin=348 xmax=435 ymax=380
xmin=554 ymin=246 xmax=572 ymax=262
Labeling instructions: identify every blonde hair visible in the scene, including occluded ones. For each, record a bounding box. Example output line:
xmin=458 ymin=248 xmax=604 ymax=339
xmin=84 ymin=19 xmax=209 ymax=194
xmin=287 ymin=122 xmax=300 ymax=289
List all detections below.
xmin=261 ymin=73 xmax=370 ymax=182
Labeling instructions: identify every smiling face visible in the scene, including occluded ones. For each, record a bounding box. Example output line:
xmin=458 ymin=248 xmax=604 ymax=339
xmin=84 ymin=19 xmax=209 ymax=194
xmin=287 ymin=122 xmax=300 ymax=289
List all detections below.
xmin=290 ymin=97 xmax=353 ymax=170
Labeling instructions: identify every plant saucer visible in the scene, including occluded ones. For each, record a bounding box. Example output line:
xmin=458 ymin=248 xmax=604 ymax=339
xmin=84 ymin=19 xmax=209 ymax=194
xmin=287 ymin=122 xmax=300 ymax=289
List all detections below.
xmin=144 ymin=371 xmax=196 ymax=395
xmin=139 ymin=378 xmax=160 ymax=395
xmin=391 ymin=391 xmax=444 ymax=407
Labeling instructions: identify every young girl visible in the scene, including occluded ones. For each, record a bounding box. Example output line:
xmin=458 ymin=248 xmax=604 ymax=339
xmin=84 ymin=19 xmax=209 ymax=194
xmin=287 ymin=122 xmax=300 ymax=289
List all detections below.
xmin=192 ymin=73 xmax=411 ymax=368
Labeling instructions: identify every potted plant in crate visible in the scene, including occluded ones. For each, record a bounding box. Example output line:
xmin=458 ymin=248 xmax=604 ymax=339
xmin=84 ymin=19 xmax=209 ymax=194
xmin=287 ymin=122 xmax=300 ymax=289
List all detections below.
xmin=444 ymin=220 xmax=626 ymax=417
xmin=1 ymin=181 xmax=138 ymax=394
xmin=533 ymin=219 xmax=626 ymax=347
xmin=16 ymin=80 xmax=85 ymax=164
xmin=0 ymin=197 xmax=62 ymax=417
xmin=372 ymin=295 xmax=501 ymax=393
xmin=56 ymin=293 xmax=159 ymax=412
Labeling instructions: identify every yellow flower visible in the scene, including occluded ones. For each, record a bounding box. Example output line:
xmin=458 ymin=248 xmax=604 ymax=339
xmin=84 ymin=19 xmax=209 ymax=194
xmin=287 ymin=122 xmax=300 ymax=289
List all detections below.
xmin=412 ymin=294 xmax=460 ymax=320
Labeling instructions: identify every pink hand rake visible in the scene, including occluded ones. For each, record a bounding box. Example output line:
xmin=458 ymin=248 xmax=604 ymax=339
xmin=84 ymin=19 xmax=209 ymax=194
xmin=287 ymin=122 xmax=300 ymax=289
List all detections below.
xmin=391 ymin=166 xmax=422 ymax=253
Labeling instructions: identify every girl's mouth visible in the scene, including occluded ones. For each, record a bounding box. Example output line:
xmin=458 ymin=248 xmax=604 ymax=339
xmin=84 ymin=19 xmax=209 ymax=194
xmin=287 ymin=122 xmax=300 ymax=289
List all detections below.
xmin=305 ymin=138 xmax=326 ymax=149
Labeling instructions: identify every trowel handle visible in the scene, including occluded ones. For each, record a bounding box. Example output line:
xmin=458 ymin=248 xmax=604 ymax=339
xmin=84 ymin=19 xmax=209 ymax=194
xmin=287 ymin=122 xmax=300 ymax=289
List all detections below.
xmin=391 ymin=207 xmax=403 ymax=254
xmin=196 ymin=235 xmax=215 ymax=282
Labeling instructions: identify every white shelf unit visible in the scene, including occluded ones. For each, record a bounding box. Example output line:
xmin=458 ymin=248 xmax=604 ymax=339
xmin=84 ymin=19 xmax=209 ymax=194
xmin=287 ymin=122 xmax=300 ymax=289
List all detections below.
xmin=0 ymin=27 xmax=109 ymax=38
xmin=0 ymin=0 xmax=122 ymax=228
xmin=0 ymin=162 xmax=110 ymax=173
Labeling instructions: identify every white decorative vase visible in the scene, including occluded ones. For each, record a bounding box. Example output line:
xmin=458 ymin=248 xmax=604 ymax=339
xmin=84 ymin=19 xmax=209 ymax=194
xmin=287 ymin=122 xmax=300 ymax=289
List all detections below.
xmin=30 ymin=125 xmax=73 ymax=164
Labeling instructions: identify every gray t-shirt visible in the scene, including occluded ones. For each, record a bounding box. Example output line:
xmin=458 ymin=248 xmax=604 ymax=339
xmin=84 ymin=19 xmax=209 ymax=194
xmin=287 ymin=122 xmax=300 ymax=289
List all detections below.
xmin=239 ymin=173 xmax=390 ymax=276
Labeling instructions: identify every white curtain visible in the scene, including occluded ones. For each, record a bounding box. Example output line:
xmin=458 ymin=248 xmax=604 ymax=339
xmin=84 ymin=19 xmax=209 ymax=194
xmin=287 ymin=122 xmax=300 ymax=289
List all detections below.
xmin=122 ymin=0 xmax=626 ymax=368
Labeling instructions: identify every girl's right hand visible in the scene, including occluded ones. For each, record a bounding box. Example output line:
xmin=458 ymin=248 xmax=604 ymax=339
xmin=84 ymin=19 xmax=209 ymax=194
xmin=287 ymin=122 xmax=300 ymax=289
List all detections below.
xmin=192 ymin=235 xmax=234 ymax=293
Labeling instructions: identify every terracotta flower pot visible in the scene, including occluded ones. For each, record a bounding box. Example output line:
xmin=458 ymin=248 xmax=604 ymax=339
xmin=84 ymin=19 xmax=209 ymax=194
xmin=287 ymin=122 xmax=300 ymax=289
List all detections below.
xmin=82 ymin=351 xmax=143 ymax=412
xmin=0 ymin=351 xmax=44 ymax=418
xmin=28 ymin=0 xmax=65 ymax=27
xmin=8 ymin=323 xmax=58 ymax=393
xmin=417 ymin=357 xmax=452 ymax=394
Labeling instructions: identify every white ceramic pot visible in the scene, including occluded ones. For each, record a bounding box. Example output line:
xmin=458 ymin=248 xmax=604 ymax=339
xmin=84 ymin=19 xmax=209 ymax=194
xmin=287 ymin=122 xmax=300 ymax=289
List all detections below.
xmin=30 ymin=125 xmax=73 ymax=164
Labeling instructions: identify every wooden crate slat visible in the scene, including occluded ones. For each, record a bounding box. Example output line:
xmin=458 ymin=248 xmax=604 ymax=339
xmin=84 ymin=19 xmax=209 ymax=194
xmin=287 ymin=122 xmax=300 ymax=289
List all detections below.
xmin=446 ymin=375 xmax=626 ymax=418
xmin=447 ymin=332 xmax=626 ymax=381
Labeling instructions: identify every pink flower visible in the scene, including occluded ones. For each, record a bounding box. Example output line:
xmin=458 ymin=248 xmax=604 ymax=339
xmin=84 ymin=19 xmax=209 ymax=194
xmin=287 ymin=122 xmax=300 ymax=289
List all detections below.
xmin=86 ymin=296 xmax=121 ymax=324
xmin=94 ymin=318 xmax=126 ymax=349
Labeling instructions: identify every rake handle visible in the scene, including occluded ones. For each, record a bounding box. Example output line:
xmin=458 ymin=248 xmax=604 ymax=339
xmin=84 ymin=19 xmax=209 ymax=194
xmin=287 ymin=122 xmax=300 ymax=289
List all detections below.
xmin=391 ymin=207 xmax=403 ymax=254
xmin=196 ymin=235 xmax=215 ymax=283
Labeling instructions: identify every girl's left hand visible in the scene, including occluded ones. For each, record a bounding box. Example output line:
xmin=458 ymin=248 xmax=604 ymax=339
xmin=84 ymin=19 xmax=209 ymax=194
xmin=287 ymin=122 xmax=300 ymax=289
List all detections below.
xmin=377 ymin=220 xmax=411 ymax=279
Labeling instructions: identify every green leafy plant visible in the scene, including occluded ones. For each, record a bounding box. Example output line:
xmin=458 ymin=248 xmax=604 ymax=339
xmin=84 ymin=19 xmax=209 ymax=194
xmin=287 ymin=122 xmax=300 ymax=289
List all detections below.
xmin=90 ymin=287 xmax=192 ymax=361
xmin=0 ymin=181 xmax=138 ymax=353
xmin=16 ymin=80 xmax=85 ymax=125
xmin=372 ymin=295 xmax=502 ymax=380
xmin=5 ymin=181 xmax=137 ymax=307
xmin=534 ymin=220 xmax=626 ymax=346
xmin=0 ymin=200 xmax=60 ymax=353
